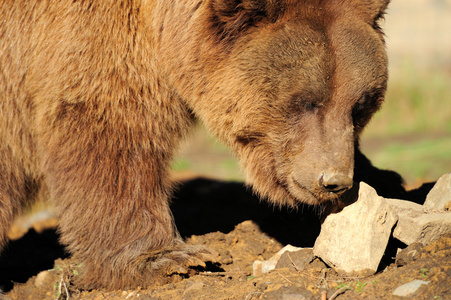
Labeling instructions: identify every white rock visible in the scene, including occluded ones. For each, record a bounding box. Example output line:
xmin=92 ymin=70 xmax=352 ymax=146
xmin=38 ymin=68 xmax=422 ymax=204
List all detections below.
xmin=424 ymin=173 xmax=451 ymax=211
xmin=313 ymin=182 xmax=397 ymax=275
xmin=253 ymin=245 xmax=303 ymax=276
xmin=392 ymin=280 xmax=430 ymax=297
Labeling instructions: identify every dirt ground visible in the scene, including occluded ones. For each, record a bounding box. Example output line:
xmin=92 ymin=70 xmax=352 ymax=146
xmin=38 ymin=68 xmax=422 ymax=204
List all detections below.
xmin=0 ymin=176 xmax=450 ymax=300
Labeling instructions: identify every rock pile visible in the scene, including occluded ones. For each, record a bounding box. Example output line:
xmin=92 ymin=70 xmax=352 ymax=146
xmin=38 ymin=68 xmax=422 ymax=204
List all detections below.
xmin=253 ymin=173 xmax=451 ymax=277
xmin=313 ymin=173 xmax=451 ymax=275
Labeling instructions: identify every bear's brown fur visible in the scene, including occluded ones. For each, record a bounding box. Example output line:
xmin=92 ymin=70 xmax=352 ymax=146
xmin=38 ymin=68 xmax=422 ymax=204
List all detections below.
xmin=0 ymin=0 xmax=399 ymax=290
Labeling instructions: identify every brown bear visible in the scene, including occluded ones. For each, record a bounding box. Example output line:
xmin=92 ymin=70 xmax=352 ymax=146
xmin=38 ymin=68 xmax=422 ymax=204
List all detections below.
xmin=0 ymin=0 xmax=401 ymax=290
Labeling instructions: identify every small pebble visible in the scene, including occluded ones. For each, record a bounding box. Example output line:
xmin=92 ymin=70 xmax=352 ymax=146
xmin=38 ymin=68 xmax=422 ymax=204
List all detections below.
xmin=261 ymin=286 xmax=314 ymax=300
xmin=392 ymin=280 xmax=430 ymax=297
xmin=34 ymin=271 xmax=50 ymax=287
xmin=183 ymin=281 xmax=204 ymax=294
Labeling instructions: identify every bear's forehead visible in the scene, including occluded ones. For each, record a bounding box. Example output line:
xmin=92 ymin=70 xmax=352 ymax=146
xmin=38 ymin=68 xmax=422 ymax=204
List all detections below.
xmin=229 ymin=2 xmax=387 ymax=109
xmin=279 ymin=14 xmax=387 ymax=102
xmin=326 ymin=19 xmax=388 ymax=103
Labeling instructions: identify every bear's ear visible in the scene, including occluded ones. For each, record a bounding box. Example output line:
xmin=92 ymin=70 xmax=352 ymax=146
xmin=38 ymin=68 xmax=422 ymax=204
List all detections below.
xmin=360 ymin=0 xmax=390 ymax=20
xmin=209 ymin=0 xmax=279 ymax=42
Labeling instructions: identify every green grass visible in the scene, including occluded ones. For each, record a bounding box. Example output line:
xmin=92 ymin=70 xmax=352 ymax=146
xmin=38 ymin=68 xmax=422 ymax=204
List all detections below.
xmin=172 ymin=129 xmax=244 ymax=180
xmin=366 ymin=138 xmax=451 ymax=183
xmin=362 ymin=62 xmax=451 ymax=183
xmin=365 ymin=64 xmax=451 ymax=137
xmin=171 ymin=158 xmax=192 ymax=172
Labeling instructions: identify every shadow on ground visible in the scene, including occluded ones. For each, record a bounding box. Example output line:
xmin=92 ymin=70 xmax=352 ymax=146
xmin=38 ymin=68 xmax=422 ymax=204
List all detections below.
xmin=0 ymin=177 xmax=322 ymax=292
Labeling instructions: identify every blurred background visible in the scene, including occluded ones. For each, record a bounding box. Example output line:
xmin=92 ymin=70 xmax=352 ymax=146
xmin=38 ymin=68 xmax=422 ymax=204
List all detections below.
xmin=173 ymin=0 xmax=451 ymax=188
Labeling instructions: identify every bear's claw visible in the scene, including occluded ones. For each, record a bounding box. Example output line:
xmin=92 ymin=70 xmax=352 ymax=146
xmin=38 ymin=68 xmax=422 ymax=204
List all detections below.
xmin=146 ymin=241 xmax=219 ymax=280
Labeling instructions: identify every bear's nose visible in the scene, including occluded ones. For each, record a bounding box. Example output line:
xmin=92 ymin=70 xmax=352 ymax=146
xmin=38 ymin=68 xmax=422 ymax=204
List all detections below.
xmin=319 ymin=172 xmax=353 ymax=194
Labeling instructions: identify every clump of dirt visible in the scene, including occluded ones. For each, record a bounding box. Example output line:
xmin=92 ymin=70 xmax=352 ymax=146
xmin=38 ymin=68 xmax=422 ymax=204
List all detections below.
xmin=1 ymin=178 xmax=450 ymax=299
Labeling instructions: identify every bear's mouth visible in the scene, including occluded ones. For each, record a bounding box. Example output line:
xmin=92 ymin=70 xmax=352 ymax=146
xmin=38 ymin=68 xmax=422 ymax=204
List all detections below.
xmin=290 ymin=177 xmax=341 ymax=205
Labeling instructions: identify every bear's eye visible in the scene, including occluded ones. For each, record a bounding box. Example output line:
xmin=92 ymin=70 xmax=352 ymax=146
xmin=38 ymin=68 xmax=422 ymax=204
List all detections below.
xmin=289 ymin=92 xmax=322 ymax=113
xmin=352 ymin=102 xmax=367 ymax=130
xmin=352 ymin=90 xmax=383 ymax=129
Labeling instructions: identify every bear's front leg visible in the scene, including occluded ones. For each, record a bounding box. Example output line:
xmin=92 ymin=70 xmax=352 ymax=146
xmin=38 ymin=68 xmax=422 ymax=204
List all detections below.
xmin=39 ymin=102 xmax=215 ymax=290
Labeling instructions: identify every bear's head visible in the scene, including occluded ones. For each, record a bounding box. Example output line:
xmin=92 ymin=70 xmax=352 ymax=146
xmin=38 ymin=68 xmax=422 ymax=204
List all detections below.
xmin=168 ymin=0 xmax=390 ymax=207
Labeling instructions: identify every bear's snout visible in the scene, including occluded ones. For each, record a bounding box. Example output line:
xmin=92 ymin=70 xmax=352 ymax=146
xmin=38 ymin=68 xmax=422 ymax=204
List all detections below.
xmin=318 ymin=172 xmax=353 ymax=194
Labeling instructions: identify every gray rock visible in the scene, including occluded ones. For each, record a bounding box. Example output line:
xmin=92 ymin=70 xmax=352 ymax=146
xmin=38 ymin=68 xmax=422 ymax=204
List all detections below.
xmin=275 ymin=248 xmax=314 ymax=271
xmin=262 ymin=286 xmax=315 ymax=300
xmin=386 ymin=198 xmax=424 ymax=212
xmin=313 ymin=177 xmax=451 ymax=276
xmin=392 ymin=210 xmax=451 ymax=245
xmin=313 ymin=182 xmax=397 ymax=275
xmin=384 ymin=194 xmax=451 ymax=245
xmin=424 ymin=173 xmax=451 ymax=211
xmin=392 ymin=280 xmax=430 ymax=297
